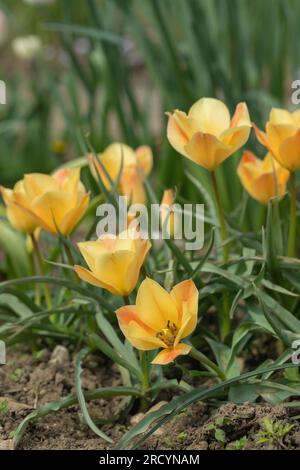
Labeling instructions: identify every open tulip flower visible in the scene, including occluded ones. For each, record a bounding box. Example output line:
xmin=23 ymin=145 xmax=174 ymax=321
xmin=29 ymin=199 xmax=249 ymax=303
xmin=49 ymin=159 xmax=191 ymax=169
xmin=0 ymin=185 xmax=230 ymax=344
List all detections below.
xmin=254 ymin=108 xmax=300 ymax=172
xmin=167 ymin=97 xmax=251 ymax=171
xmin=116 ymin=278 xmax=198 ymax=365
xmin=88 ymin=142 xmax=153 ymax=204
xmin=238 ymin=151 xmax=290 ymax=204
xmin=74 ymin=229 xmax=151 ymax=296
xmin=0 ymin=167 xmax=89 ymax=235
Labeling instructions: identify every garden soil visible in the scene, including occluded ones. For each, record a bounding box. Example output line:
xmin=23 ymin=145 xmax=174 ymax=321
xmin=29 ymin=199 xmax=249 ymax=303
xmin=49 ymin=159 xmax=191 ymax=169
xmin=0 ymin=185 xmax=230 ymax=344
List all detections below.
xmin=0 ymin=351 xmax=300 ymax=450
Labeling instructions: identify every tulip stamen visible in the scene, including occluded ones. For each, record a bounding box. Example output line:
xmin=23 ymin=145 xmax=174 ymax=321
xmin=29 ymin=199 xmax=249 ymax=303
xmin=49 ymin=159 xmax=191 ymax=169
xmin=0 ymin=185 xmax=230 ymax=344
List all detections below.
xmin=156 ymin=320 xmax=178 ymax=348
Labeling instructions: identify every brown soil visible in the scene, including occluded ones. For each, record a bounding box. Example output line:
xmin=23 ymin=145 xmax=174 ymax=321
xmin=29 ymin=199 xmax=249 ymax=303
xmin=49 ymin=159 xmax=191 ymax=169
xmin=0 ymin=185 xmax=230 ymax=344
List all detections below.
xmin=0 ymin=350 xmax=300 ymax=450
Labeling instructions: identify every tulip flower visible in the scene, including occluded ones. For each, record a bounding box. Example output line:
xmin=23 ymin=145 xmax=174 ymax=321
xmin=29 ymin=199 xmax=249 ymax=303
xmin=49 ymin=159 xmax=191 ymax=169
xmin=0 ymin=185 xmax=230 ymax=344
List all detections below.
xmin=237 ymin=151 xmax=289 ymax=204
xmin=0 ymin=180 xmax=39 ymax=234
xmin=0 ymin=168 xmax=89 ymax=235
xmin=253 ymin=108 xmax=300 ymax=172
xmin=166 ymin=97 xmax=251 ymax=171
xmin=88 ymin=143 xmax=153 ymax=204
xmin=115 ymin=278 xmax=198 ymax=365
xmin=74 ymin=229 xmax=151 ymax=296
xmin=254 ymin=108 xmax=300 ymax=256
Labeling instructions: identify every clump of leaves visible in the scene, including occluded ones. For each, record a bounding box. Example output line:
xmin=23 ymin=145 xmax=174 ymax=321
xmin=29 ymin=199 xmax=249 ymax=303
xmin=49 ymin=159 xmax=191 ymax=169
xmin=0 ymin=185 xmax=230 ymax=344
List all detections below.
xmin=177 ymin=431 xmax=188 ymax=442
xmin=204 ymin=416 xmax=231 ymax=447
xmin=11 ymin=367 xmax=22 ymax=382
xmin=0 ymin=399 xmax=9 ymax=414
xmin=256 ymin=417 xmax=294 ymax=448
xmin=0 ymin=399 xmax=9 ymax=424
xmin=227 ymin=436 xmax=248 ymax=450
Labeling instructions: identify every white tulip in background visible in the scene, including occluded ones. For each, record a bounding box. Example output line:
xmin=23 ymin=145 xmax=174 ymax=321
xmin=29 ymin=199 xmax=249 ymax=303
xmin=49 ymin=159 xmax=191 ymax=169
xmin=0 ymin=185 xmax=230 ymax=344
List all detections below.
xmin=12 ymin=35 xmax=42 ymax=60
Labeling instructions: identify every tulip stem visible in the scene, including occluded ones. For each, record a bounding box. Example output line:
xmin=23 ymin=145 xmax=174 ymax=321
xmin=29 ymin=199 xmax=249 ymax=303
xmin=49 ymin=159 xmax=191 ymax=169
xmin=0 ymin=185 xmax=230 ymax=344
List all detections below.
xmin=210 ymin=171 xmax=229 ymax=263
xmin=210 ymin=171 xmax=230 ymax=340
xmin=288 ymin=172 xmax=297 ymax=257
xmin=123 ymin=295 xmax=130 ymax=305
xmin=30 ymin=234 xmax=52 ymax=309
xmin=62 ymin=237 xmax=79 ymax=283
xmin=139 ymin=351 xmax=150 ymax=412
xmin=189 ymin=347 xmax=227 ymax=381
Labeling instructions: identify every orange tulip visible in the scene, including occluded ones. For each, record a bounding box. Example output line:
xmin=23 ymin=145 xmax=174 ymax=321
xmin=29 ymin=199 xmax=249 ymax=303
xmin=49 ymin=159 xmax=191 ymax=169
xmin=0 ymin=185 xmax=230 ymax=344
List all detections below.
xmin=254 ymin=108 xmax=300 ymax=172
xmin=88 ymin=143 xmax=153 ymax=204
xmin=0 ymin=168 xmax=89 ymax=235
xmin=167 ymin=97 xmax=251 ymax=171
xmin=116 ymin=278 xmax=198 ymax=365
xmin=237 ymin=151 xmax=289 ymax=204
xmin=74 ymin=229 xmax=151 ymax=296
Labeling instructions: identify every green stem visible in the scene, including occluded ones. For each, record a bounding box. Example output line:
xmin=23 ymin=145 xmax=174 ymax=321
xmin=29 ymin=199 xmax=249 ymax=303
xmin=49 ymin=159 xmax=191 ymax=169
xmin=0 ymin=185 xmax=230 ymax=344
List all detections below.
xmin=210 ymin=171 xmax=230 ymax=340
xmin=189 ymin=347 xmax=226 ymax=381
xmin=210 ymin=171 xmax=229 ymax=263
xmin=139 ymin=351 xmax=150 ymax=412
xmin=31 ymin=234 xmax=52 ymax=309
xmin=123 ymin=295 xmax=130 ymax=305
xmin=288 ymin=172 xmax=297 ymax=257
xmin=62 ymin=238 xmax=79 ymax=283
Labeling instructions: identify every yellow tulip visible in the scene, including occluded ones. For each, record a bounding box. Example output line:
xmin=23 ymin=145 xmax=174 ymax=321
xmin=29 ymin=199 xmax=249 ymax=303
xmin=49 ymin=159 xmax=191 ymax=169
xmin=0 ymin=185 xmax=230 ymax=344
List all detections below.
xmin=0 ymin=180 xmax=38 ymax=234
xmin=88 ymin=143 xmax=153 ymax=204
xmin=0 ymin=168 xmax=89 ymax=235
xmin=116 ymin=278 xmax=198 ymax=365
xmin=74 ymin=229 xmax=151 ymax=296
xmin=254 ymin=108 xmax=300 ymax=172
xmin=237 ymin=151 xmax=289 ymax=204
xmin=167 ymin=97 xmax=251 ymax=171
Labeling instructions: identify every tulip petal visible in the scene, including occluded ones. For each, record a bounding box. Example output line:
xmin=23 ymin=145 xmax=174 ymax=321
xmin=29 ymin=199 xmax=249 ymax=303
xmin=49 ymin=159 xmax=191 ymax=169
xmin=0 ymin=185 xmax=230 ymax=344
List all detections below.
xmin=184 ymin=131 xmax=231 ymax=171
xmin=220 ymin=125 xmax=251 ymax=154
xmin=136 ymin=278 xmax=178 ymax=331
xmin=125 ymin=239 xmax=151 ymax=294
xmin=265 ymin=123 xmax=298 ymax=165
xmin=188 ymin=97 xmax=230 ymax=137
xmin=170 ymin=279 xmax=198 ymax=333
xmin=116 ymin=306 xmax=165 ymax=350
xmin=121 ymin=166 xmax=147 ymax=204
xmin=230 ymin=102 xmax=251 ymax=128
xmin=151 ymin=343 xmax=191 ymax=365
xmin=32 ymin=191 xmax=75 ymax=234
xmin=94 ymin=249 xmax=141 ymax=296
xmin=77 ymin=240 xmax=109 ymax=272
xmin=253 ymin=123 xmax=270 ymax=148
xmin=270 ymin=108 xmax=295 ymax=125
xmin=23 ymin=173 xmax=59 ymax=199
xmin=74 ymin=265 xmax=122 ymax=295
xmin=136 ymin=145 xmax=153 ymax=176
xmin=238 ymin=151 xmax=289 ymax=204
xmin=60 ymin=192 xmax=89 ymax=235
xmin=278 ymin=129 xmax=300 ymax=172
xmin=166 ymin=110 xmax=196 ymax=157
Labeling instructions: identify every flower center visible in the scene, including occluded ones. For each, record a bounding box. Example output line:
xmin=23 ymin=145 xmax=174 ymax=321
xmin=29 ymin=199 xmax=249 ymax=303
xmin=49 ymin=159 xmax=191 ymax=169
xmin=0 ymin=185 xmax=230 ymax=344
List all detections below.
xmin=156 ymin=320 xmax=178 ymax=348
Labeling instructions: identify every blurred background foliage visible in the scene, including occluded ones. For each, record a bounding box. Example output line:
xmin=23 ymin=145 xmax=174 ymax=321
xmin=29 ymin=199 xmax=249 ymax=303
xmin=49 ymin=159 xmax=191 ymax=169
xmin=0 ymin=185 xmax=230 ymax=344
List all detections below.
xmin=0 ymin=0 xmax=300 ymax=224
